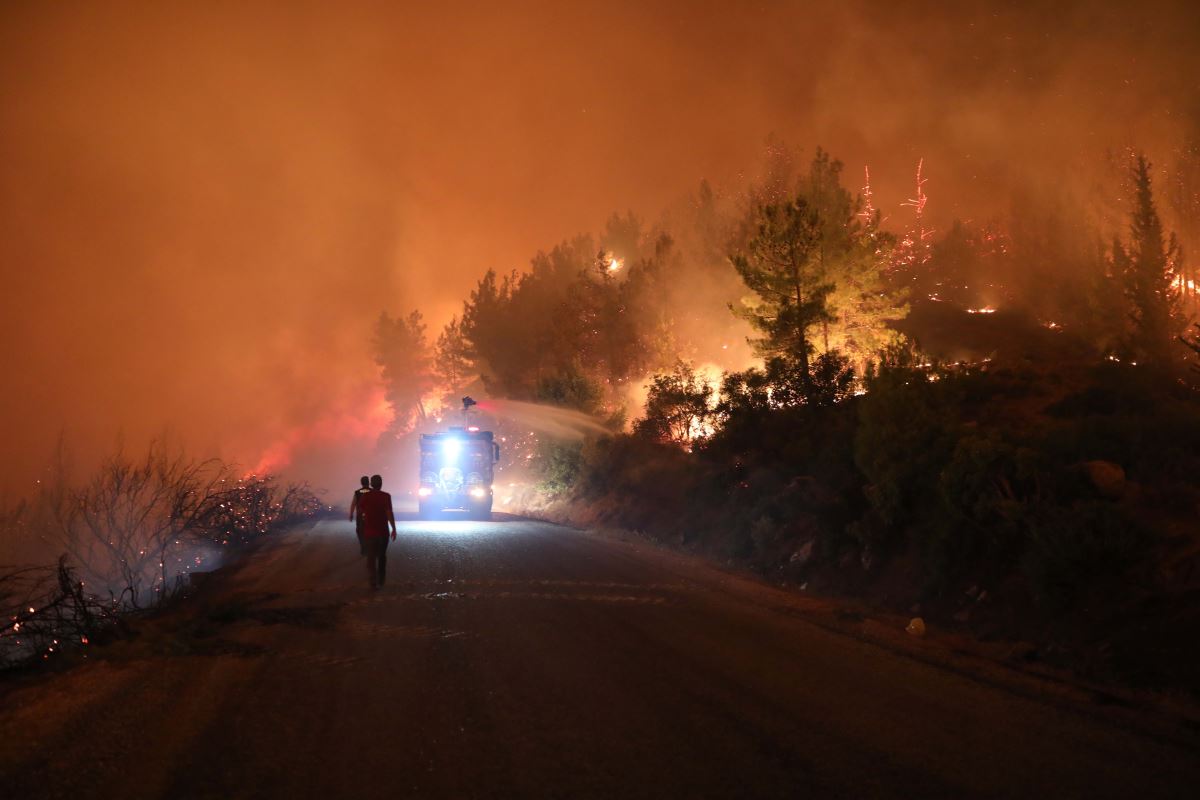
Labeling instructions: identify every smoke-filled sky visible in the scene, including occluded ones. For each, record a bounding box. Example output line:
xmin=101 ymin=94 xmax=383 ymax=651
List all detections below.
xmin=2 ymin=0 xmax=1198 ymax=496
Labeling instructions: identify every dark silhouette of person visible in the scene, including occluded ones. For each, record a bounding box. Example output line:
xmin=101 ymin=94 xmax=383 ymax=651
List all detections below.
xmin=348 ymin=475 xmax=371 ymax=555
xmin=357 ymin=474 xmax=396 ymax=589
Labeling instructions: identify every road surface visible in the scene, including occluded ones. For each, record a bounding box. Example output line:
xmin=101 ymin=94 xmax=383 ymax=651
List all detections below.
xmin=1 ymin=514 xmax=1197 ymax=799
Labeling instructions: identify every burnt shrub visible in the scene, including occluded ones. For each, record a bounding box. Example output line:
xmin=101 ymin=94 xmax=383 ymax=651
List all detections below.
xmin=199 ymin=475 xmax=323 ymax=547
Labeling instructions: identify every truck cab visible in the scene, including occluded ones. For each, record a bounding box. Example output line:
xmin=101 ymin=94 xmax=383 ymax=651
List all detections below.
xmin=418 ymin=426 xmax=500 ymax=519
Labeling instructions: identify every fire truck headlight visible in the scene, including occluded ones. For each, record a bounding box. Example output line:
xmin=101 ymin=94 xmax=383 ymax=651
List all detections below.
xmin=469 ymin=487 xmax=487 ymax=498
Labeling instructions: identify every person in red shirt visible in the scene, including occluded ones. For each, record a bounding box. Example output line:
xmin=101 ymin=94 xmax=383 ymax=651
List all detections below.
xmin=357 ymin=474 xmax=396 ymax=589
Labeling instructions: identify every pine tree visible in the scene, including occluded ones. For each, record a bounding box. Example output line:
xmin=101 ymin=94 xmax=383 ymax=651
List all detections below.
xmin=433 ymin=316 xmax=472 ymax=399
xmin=1117 ymin=154 xmax=1182 ymax=363
xmin=731 ymin=150 xmax=907 ymax=377
xmin=801 ymin=152 xmax=906 ymax=366
xmin=730 ymin=196 xmax=832 ymax=380
xmin=459 ymin=268 xmax=535 ymax=397
xmin=372 ymin=310 xmax=434 ymax=438
xmin=1085 ymin=235 xmax=1127 ymax=355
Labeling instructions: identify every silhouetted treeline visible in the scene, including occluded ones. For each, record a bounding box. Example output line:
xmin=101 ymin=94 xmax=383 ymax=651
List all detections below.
xmin=373 ymin=143 xmax=1195 ymax=444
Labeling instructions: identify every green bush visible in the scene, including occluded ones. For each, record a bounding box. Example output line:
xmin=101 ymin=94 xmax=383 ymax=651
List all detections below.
xmin=1022 ymin=501 xmax=1146 ymax=605
xmin=931 ymin=434 xmax=1040 ymax=563
xmin=633 ymin=361 xmax=713 ymax=446
xmin=535 ymin=440 xmax=584 ymax=495
xmin=853 ymin=362 xmax=958 ymax=543
xmin=573 ymin=434 xmax=704 ymax=539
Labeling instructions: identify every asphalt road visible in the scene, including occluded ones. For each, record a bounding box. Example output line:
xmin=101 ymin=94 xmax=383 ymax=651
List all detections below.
xmin=1 ymin=514 xmax=1197 ymax=799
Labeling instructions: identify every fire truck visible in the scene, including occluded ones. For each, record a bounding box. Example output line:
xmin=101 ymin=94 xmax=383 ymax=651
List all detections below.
xmin=417 ymin=424 xmax=500 ymax=520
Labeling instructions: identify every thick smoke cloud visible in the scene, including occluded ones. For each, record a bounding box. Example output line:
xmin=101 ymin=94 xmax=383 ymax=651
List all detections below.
xmin=2 ymin=1 xmax=1197 ymax=496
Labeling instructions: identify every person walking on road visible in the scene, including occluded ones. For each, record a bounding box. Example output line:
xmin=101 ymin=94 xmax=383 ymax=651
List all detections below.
xmin=357 ymin=474 xmax=396 ymax=589
xmin=348 ymin=475 xmax=371 ymax=555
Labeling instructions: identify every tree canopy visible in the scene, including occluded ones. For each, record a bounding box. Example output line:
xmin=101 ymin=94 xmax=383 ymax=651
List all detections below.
xmin=1115 ymin=154 xmax=1182 ymax=364
xmin=731 ymin=149 xmax=907 ymax=377
xmin=372 ymin=310 xmax=434 ymax=439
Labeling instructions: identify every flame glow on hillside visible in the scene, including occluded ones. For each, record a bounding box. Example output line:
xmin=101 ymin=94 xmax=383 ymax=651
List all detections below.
xmin=251 ymin=392 xmax=392 ymax=476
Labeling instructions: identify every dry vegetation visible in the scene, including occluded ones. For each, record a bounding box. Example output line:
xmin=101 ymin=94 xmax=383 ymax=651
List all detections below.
xmin=0 ymin=444 xmax=323 ymax=671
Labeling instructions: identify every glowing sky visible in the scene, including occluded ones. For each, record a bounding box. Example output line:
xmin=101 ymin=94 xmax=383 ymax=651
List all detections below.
xmin=2 ymin=1 xmax=1197 ymax=495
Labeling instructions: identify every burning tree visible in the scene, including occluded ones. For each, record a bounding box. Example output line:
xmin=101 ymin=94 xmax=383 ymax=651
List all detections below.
xmin=894 ymin=158 xmax=934 ymax=274
xmin=798 ymin=151 xmax=907 ymax=366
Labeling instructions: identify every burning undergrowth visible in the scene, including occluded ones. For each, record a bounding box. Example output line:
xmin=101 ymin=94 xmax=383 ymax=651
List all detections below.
xmin=0 ymin=443 xmax=325 ymax=672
